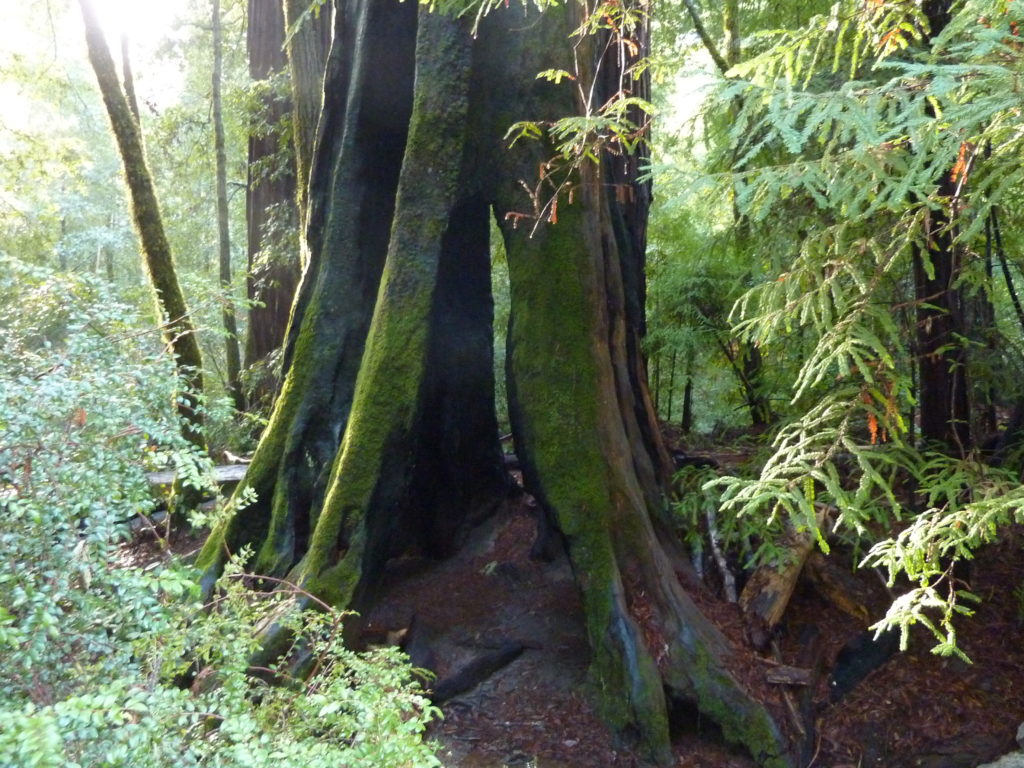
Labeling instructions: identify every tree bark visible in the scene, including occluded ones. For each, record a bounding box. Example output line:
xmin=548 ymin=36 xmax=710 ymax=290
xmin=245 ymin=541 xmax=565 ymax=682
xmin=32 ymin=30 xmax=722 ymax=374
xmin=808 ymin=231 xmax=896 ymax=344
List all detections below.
xmin=490 ymin=14 xmax=783 ymax=762
xmin=79 ymin=0 xmax=205 ymax=449
xmin=681 ymin=372 xmax=694 ymax=434
xmin=121 ymin=35 xmax=140 ymax=122
xmin=282 ymin=0 xmax=330 ymax=228
xmin=213 ymin=0 xmax=245 ymax=412
xmin=916 ymin=0 xmax=971 ymax=454
xmin=198 ymin=3 xmax=790 ymax=765
xmin=242 ymin=0 xmax=310 ymax=397
xmin=723 ymin=0 xmax=741 ymax=68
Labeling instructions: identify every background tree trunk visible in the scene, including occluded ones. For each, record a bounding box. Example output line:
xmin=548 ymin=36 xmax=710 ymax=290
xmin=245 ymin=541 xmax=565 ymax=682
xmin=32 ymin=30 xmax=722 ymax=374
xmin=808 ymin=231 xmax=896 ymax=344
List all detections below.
xmin=282 ymin=0 xmax=330 ymax=229
xmin=916 ymin=0 xmax=971 ymax=453
xmin=213 ymin=0 xmax=245 ymax=412
xmin=243 ymin=0 xmax=301 ymax=403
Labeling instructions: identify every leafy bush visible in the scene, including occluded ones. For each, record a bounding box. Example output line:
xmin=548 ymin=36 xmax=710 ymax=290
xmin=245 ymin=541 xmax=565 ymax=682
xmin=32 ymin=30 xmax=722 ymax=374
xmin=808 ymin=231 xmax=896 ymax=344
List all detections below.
xmin=0 ymin=260 xmax=441 ymax=768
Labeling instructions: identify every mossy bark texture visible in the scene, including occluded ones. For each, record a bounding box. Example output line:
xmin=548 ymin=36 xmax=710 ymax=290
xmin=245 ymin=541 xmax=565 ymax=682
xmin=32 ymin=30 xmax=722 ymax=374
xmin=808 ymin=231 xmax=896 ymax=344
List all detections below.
xmin=199 ymin=1 xmax=505 ymax=592
xmin=198 ymin=2 xmax=789 ymax=765
xmin=79 ymin=0 xmax=205 ymax=449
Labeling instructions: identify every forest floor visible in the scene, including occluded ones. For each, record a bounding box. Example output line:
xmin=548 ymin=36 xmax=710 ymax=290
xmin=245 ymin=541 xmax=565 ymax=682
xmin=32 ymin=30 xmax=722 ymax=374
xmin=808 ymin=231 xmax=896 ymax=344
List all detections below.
xmin=131 ymin=450 xmax=1024 ymax=768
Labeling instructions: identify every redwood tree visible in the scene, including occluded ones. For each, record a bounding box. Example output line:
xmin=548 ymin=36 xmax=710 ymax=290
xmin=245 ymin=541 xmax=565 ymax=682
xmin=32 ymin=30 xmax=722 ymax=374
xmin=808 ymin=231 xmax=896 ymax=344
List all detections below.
xmin=198 ymin=3 xmax=790 ymax=764
xmin=244 ymin=0 xmax=330 ymax=401
xmin=915 ymin=0 xmax=972 ymax=453
xmin=244 ymin=0 xmax=296 ymax=388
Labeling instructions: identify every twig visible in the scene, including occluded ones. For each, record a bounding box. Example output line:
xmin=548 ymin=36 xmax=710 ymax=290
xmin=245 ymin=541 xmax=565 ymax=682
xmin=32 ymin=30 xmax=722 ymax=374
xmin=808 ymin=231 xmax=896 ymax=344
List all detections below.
xmin=705 ymin=503 xmax=737 ymax=602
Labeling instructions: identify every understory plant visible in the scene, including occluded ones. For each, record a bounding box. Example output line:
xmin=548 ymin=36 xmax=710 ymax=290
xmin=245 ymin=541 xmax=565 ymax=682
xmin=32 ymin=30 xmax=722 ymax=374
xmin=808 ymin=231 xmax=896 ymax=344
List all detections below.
xmin=0 ymin=259 xmax=440 ymax=768
xmin=697 ymin=0 xmax=1024 ymax=656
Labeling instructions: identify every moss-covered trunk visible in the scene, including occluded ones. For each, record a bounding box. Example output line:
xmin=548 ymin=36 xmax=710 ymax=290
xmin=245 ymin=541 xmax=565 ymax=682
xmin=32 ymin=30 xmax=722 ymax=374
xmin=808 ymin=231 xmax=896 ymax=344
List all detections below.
xmin=199 ymin=2 xmax=790 ymax=764
xmin=78 ymin=0 xmax=205 ymax=449
xmin=198 ymin=1 xmax=506 ymax=593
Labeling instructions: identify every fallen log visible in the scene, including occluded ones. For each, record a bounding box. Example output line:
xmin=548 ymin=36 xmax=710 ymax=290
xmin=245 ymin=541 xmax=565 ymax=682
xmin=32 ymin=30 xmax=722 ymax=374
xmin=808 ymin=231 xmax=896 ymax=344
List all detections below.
xmin=764 ymin=664 xmax=813 ymax=687
xmin=430 ymin=641 xmax=526 ymax=703
xmin=804 ymin=552 xmax=870 ymax=623
xmin=146 ymin=463 xmax=248 ymax=488
xmin=739 ymin=507 xmax=830 ymax=649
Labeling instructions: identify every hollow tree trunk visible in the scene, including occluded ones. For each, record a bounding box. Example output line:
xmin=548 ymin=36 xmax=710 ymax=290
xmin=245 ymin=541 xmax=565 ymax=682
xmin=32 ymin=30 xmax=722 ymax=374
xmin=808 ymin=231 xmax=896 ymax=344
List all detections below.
xmin=79 ymin=0 xmax=205 ymax=449
xmin=198 ymin=3 xmax=789 ymax=765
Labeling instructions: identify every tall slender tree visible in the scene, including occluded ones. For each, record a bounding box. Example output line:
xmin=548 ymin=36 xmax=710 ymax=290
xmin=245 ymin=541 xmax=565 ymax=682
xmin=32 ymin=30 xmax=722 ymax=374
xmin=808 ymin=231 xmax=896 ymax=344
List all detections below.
xmin=681 ymin=0 xmax=779 ymax=427
xmin=212 ymin=0 xmax=245 ymax=412
xmin=915 ymin=0 xmax=971 ymax=453
xmin=78 ymin=0 xmax=205 ymax=449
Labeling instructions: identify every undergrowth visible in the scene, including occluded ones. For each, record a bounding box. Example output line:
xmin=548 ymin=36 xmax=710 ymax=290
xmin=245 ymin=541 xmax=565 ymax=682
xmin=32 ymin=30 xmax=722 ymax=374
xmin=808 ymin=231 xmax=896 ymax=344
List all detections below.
xmin=0 ymin=259 xmax=440 ymax=768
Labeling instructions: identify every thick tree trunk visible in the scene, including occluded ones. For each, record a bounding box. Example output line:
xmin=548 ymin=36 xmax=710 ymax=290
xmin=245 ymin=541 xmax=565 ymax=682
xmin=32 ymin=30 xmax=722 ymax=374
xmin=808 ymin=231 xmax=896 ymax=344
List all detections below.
xmin=489 ymin=14 xmax=784 ymax=763
xmin=243 ymin=0 xmax=301 ymax=401
xmin=498 ymin=174 xmax=786 ymax=764
xmin=199 ymin=3 xmax=789 ymax=765
xmin=79 ymin=0 xmax=205 ymax=449
xmin=200 ymin=0 xmax=505 ymax=584
xmin=213 ymin=0 xmax=245 ymax=412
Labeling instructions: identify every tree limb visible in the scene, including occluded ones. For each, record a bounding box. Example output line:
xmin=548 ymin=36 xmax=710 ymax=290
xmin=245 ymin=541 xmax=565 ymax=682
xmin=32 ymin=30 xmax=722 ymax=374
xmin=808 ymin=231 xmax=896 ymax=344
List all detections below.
xmin=681 ymin=0 xmax=730 ymax=75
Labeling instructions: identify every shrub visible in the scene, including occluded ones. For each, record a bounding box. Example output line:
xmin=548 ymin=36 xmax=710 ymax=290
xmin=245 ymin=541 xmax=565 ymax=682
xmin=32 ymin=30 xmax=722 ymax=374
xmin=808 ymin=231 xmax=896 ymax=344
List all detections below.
xmin=0 ymin=259 xmax=441 ymax=768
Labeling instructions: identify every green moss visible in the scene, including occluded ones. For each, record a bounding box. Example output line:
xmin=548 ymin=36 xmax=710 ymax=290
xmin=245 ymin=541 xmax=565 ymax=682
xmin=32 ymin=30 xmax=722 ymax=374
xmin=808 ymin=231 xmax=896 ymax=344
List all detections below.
xmin=298 ymin=11 xmax=476 ymax=602
xmin=500 ymin=188 xmax=678 ymax=762
xmin=302 ymin=526 xmax=365 ymax=608
xmin=681 ymin=641 xmax=791 ymax=767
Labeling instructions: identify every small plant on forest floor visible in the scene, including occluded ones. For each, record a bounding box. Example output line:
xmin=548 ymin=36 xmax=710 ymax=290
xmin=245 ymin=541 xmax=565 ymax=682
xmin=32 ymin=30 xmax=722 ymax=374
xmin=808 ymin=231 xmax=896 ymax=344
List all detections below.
xmin=1013 ymin=579 xmax=1024 ymax=628
xmin=672 ymin=462 xmax=791 ymax=588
